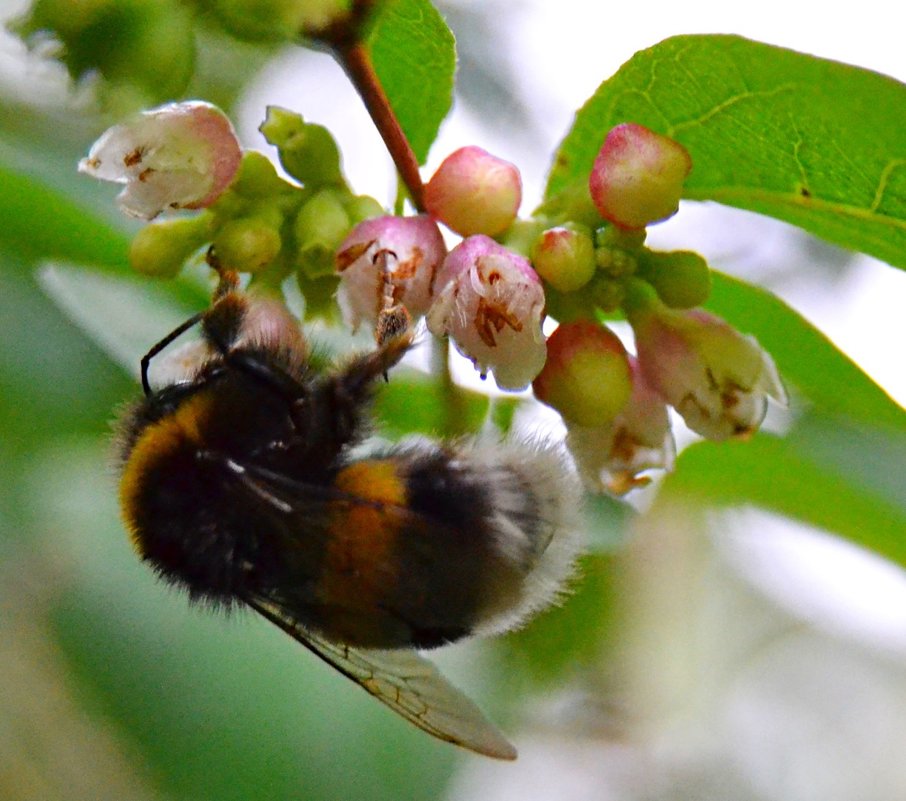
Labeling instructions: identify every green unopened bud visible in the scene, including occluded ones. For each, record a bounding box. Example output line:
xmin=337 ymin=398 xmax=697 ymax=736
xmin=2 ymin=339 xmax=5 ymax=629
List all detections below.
xmin=213 ymin=214 xmax=282 ymax=274
xmin=209 ymin=0 xmax=350 ymax=41
xmin=532 ymin=320 xmax=633 ymax=427
xmin=129 ymin=214 xmax=213 ymax=277
xmin=588 ymin=276 xmax=625 ymax=313
xmin=343 ymin=194 xmax=385 ymax=225
xmin=595 ymin=246 xmax=637 ymax=279
xmin=230 ymin=151 xmax=294 ymax=199
xmin=531 ymin=223 xmax=596 ymax=292
xmin=596 ymin=224 xmax=647 ymax=251
xmin=637 ymin=249 xmax=712 ymax=309
xmin=260 ymin=106 xmax=344 ymax=188
xmin=294 ymin=189 xmax=351 ymax=278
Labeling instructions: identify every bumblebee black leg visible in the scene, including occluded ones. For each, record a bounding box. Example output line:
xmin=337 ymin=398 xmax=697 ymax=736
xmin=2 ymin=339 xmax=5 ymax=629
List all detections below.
xmin=301 ymin=329 xmax=415 ymax=451
xmin=140 ymin=311 xmax=205 ymax=396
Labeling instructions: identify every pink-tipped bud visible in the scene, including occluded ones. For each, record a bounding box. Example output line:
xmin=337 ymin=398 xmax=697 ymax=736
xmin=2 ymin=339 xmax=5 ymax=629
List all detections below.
xmin=425 ymin=146 xmax=522 ymax=237
xmin=629 ymin=297 xmax=787 ymax=440
xmin=79 ymin=101 xmax=242 ymax=220
xmin=335 ymin=215 xmax=446 ymax=330
xmin=532 ymin=320 xmax=632 ymax=428
xmin=427 ymin=235 xmax=546 ymax=390
xmin=589 ymin=123 xmax=691 ymax=230
xmin=531 ymin=223 xmax=597 ymax=293
xmin=565 ymin=357 xmax=675 ymax=495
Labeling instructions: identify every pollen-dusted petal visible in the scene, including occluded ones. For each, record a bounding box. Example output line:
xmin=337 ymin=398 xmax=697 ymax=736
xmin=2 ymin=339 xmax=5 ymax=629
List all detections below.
xmin=78 ymin=101 xmax=242 ymax=219
xmin=427 ymin=235 xmax=547 ymax=391
xmin=630 ymin=299 xmax=786 ymax=441
xmin=335 ymin=215 xmax=446 ymax=330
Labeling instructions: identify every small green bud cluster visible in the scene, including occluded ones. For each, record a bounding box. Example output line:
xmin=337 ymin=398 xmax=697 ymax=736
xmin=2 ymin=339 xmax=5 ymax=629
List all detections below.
xmin=111 ymin=105 xmax=383 ymax=320
xmin=526 ymin=124 xmax=709 ymax=321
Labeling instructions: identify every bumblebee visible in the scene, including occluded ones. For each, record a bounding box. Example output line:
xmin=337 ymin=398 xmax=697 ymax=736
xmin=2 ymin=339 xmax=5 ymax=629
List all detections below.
xmin=115 ymin=264 xmax=581 ymax=760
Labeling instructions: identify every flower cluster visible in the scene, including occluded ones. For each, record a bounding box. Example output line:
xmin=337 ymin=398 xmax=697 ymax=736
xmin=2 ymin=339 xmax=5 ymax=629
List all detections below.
xmin=81 ymin=105 xmax=786 ymax=495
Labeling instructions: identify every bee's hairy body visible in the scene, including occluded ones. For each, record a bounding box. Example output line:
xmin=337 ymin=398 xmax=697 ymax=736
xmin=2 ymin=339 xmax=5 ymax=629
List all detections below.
xmin=117 ymin=290 xmax=580 ymax=653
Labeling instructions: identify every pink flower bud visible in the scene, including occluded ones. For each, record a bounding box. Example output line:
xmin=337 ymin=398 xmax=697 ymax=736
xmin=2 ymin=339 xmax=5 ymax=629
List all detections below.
xmin=532 ymin=321 xmax=632 ymax=428
xmin=335 ymin=215 xmax=446 ymax=330
xmin=629 ymin=299 xmax=787 ymax=440
xmin=589 ymin=123 xmax=691 ymax=230
xmin=424 ymin=146 xmax=522 ymax=237
xmin=79 ymin=101 xmax=242 ymax=220
xmin=427 ymin=235 xmax=546 ymax=390
xmin=565 ymin=357 xmax=675 ymax=495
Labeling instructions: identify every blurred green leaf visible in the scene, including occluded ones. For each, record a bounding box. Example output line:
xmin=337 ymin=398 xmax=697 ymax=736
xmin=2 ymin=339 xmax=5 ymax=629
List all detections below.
xmin=374 ymin=368 xmax=490 ymax=437
xmin=786 ymin=413 xmax=906 ymax=512
xmin=546 ymin=35 xmax=906 ymax=269
xmin=38 ymin=263 xmax=210 ymax=381
xmin=659 ymin=429 xmax=906 ymax=570
xmin=0 ymin=166 xmax=131 ymax=270
xmin=0 ymin=258 xmax=134 ymax=454
xmin=664 ymin=272 xmax=906 ymax=565
xmin=706 ymin=272 xmax=906 ymax=431
xmin=498 ymin=552 xmax=622 ymax=688
xmin=366 ymin=0 xmax=456 ymax=163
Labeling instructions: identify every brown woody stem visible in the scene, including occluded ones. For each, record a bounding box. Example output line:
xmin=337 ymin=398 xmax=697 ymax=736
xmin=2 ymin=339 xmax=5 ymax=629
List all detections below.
xmin=332 ymin=40 xmax=426 ymax=212
xmin=316 ymin=2 xmax=425 ymax=211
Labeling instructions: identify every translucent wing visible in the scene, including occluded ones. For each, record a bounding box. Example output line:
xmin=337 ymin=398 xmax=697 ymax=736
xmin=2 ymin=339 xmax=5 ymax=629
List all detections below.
xmin=245 ymin=596 xmax=518 ymax=760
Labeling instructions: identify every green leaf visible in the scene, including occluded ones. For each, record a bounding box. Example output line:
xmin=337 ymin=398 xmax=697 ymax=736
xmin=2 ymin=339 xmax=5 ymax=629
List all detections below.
xmin=37 ymin=263 xmax=209 ymax=380
xmin=788 ymin=413 xmax=906 ymax=513
xmin=0 ymin=166 xmax=131 ymax=270
xmin=706 ymin=272 xmax=906 ymax=431
xmin=546 ymin=35 xmax=906 ymax=269
xmin=366 ymin=0 xmax=456 ymax=164
xmin=655 ymin=271 xmax=906 ymax=567
xmin=658 ymin=429 xmax=906 ymax=570
xmin=374 ymin=369 xmax=489 ymax=437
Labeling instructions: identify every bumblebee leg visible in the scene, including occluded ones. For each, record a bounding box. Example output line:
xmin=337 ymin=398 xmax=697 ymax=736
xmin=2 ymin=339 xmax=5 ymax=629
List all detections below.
xmin=298 ymin=327 xmax=414 ymax=451
xmin=373 ymin=248 xmax=412 ymax=350
xmin=140 ymin=311 xmax=205 ymax=395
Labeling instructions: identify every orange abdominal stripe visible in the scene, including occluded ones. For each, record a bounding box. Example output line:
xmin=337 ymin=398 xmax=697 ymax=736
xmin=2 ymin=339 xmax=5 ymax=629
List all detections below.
xmin=118 ymin=392 xmax=213 ymax=554
xmin=320 ymin=460 xmax=409 ymax=635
